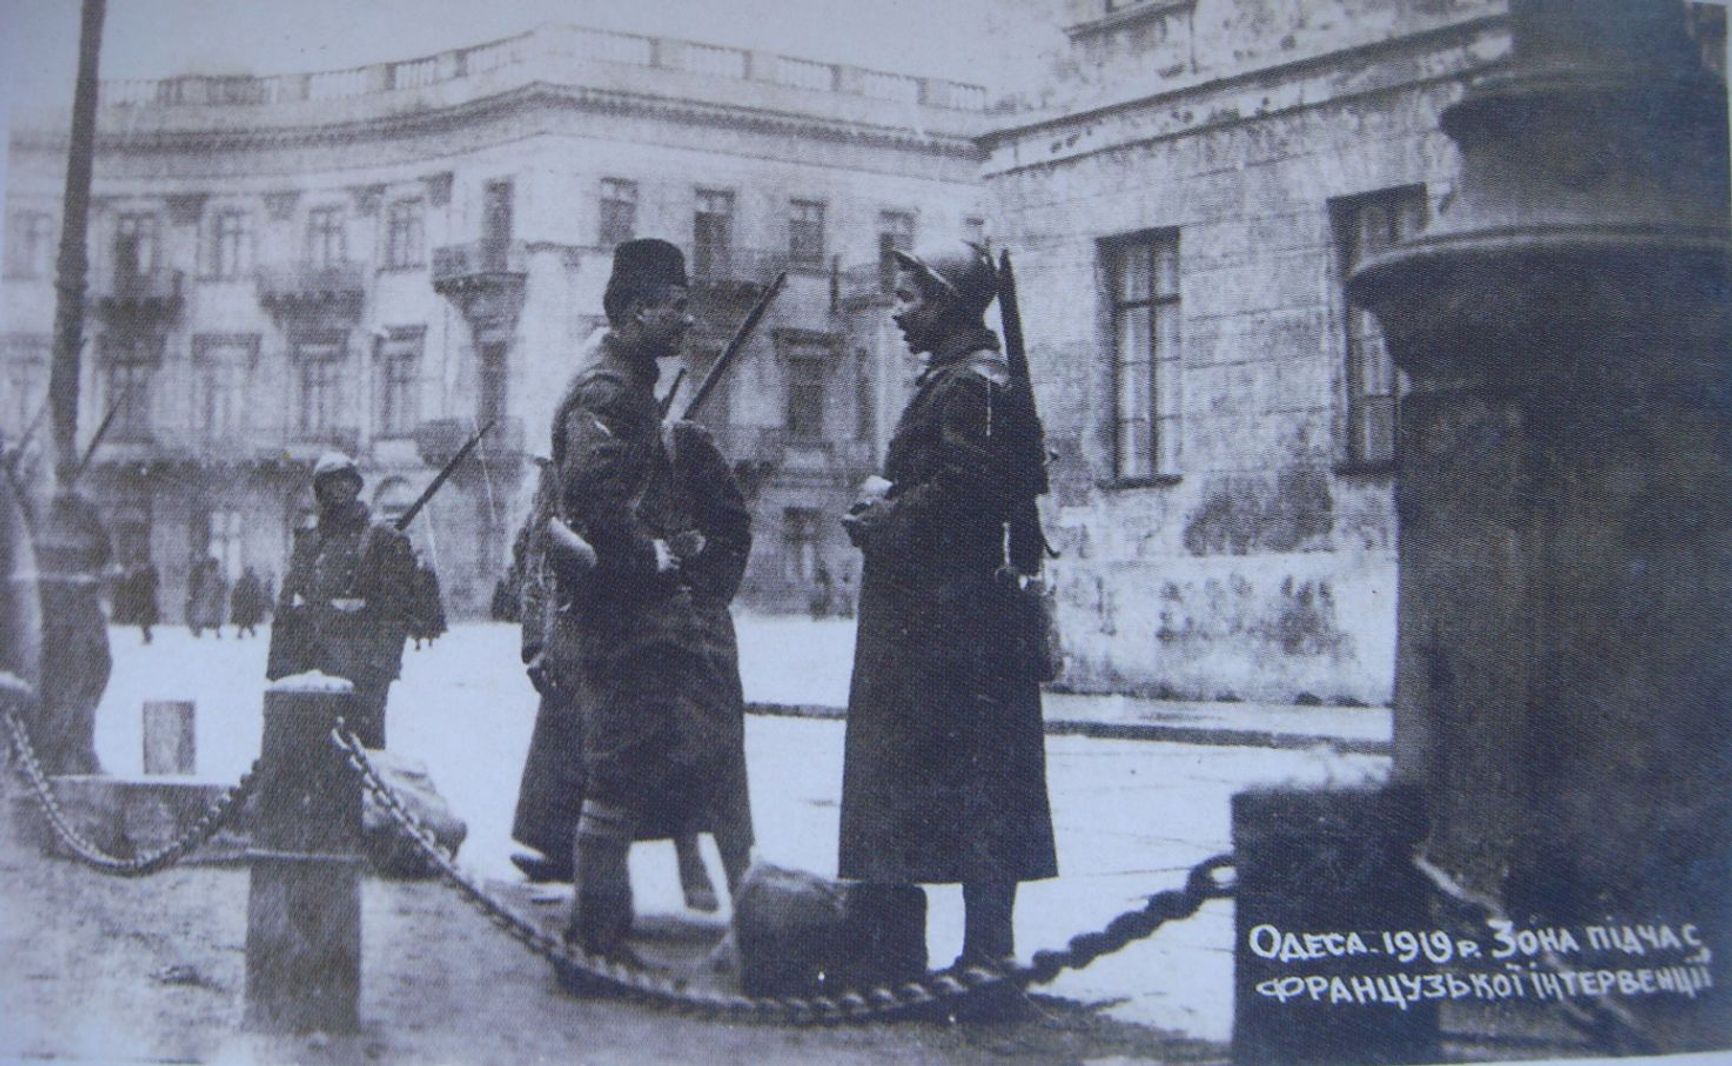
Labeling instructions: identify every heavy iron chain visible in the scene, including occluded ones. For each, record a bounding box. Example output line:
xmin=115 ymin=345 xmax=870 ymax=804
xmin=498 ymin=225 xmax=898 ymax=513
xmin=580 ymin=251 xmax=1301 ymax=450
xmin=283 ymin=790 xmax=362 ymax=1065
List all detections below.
xmin=2 ymin=703 xmax=261 ymax=877
xmin=335 ymin=725 xmax=1236 ymax=1024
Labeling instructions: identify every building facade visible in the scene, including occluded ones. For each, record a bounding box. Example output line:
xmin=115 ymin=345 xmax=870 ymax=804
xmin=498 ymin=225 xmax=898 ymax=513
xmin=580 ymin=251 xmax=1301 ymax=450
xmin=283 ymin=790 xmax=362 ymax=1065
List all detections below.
xmin=983 ymin=0 xmax=1725 ymax=705
xmin=2 ymin=24 xmax=987 ymax=620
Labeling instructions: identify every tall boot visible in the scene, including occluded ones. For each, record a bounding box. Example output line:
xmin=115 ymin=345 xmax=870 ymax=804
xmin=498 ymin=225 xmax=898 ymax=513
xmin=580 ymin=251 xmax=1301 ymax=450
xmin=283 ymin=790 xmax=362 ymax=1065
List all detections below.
xmin=960 ymin=881 xmax=1017 ymax=966
xmin=566 ymin=800 xmax=637 ymax=962
xmin=675 ymin=834 xmax=719 ymax=913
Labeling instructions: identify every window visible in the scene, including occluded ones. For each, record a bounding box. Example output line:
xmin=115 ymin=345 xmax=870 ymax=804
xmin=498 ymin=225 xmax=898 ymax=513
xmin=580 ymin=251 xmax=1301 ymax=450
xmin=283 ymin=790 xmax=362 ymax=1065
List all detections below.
xmin=207 ymin=508 xmax=244 ymax=582
xmin=114 ymin=213 xmax=160 ymax=279
xmin=373 ymin=478 xmax=415 ymax=525
xmin=193 ymin=335 xmax=253 ymax=441
xmin=1333 ymin=186 xmax=1426 ymax=469
xmin=964 ymin=216 xmax=986 ymax=245
xmin=2 ymin=335 xmax=49 ymax=431
xmin=1105 ymin=232 xmax=1182 ymax=481
xmin=599 ymin=179 xmax=637 ymax=247
xmin=210 ymin=210 xmax=253 ymax=280
xmin=385 ymin=199 xmax=424 ymax=269
xmin=101 ymin=334 xmax=162 ymax=441
xmin=306 ymin=206 xmax=346 ymax=268
xmin=786 ymin=352 xmax=826 ymax=441
xmin=293 ymin=337 xmax=346 ymax=434
xmin=693 ymin=188 xmax=735 ymax=278
xmin=5 ymin=212 xmax=54 ymax=279
xmin=877 ymin=210 xmax=915 ymax=291
xmin=789 ymin=199 xmax=826 ymax=269
xmin=482 ymin=180 xmax=514 ymax=270
xmin=378 ymin=328 xmax=422 ymax=436
xmin=783 ymin=508 xmax=822 ymax=584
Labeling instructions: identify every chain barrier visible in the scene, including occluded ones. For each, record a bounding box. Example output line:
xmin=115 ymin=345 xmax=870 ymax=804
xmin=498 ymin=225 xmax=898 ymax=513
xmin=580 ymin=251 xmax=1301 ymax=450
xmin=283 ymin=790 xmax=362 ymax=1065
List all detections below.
xmin=1412 ymin=854 xmax=1658 ymax=1056
xmin=335 ymin=725 xmax=1236 ymax=1024
xmin=3 ymin=702 xmax=260 ymax=877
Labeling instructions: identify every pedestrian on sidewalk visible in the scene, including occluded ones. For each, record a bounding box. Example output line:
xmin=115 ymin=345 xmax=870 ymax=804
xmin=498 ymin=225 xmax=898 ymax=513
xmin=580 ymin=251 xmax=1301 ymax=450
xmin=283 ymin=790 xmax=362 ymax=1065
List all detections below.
xmin=230 ymin=565 xmax=266 ymax=638
xmin=186 ymin=556 xmax=226 ymax=638
xmin=838 ymin=240 xmax=1057 ymax=997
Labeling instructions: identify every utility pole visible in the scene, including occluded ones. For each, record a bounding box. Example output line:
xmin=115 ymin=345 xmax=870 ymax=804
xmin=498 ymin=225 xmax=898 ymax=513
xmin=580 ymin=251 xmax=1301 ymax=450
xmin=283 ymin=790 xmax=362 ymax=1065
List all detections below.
xmin=47 ymin=0 xmax=107 ymax=485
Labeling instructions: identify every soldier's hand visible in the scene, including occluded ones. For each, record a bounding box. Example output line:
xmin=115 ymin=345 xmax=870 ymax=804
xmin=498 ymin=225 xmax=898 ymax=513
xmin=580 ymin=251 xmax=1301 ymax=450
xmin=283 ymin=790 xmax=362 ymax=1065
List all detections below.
xmin=668 ymin=529 xmax=707 ymax=562
xmin=842 ymin=502 xmax=881 ymax=549
xmin=526 ymin=651 xmax=554 ymax=696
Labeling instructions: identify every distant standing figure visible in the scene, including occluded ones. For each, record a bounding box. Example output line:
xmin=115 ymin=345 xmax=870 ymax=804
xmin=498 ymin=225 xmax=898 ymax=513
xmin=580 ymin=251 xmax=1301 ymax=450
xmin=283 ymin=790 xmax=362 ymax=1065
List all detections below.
xmin=186 ymin=556 xmax=227 ymax=638
xmin=267 ymin=452 xmax=419 ymax=748
xmin=117 ymin=557 xmax=161 ymax=644
xmin=808 ymin=562 xmax=834 ymax=620
xmin=230 ymin=566 xmax=266 ymax=638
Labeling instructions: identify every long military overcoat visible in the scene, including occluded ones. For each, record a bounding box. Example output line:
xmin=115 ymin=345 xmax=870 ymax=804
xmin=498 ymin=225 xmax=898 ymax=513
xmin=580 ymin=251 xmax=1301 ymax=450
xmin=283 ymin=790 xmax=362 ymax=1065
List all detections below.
xmin=544 ymin=336 xmax=744 ymax=832
xmin=838 ymin=327 xmax=1058 ymax=885
xmin=267 ymin=500 xmax=415 ymax=688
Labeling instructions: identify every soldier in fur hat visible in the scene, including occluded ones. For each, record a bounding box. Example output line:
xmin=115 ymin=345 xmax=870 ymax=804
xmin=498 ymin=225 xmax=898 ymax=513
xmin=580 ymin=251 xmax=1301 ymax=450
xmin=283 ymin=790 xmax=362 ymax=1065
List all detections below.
xmin=544 ymin=239 xmax=754 ymax=962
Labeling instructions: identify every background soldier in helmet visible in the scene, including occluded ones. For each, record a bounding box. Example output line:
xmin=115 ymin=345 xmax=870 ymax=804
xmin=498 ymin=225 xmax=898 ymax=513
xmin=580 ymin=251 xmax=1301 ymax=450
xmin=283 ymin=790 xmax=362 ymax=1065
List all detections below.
xmin=545 ymin=238 xmax=754 ymax=962
xmin=267 ymin=452 xmax=419 ymax=748
xmin=839 ymin=241 xmax=1058 ymax=992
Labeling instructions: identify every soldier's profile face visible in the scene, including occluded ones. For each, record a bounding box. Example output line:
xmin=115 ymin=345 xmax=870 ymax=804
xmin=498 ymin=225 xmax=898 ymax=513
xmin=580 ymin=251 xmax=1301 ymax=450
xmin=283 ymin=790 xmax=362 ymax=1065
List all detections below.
xmin=891 ymin=266 xmax=944 ymax=354
xmin=636 ymin=286 xmax=694 ymax=357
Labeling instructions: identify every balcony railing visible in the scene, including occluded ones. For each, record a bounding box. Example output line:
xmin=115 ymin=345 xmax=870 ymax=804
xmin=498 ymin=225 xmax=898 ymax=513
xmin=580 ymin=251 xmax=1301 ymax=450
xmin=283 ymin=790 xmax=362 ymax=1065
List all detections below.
xmin=414 ymin=416 xmax=526 ymax=468
xmin=431 ymin=240 xmax=528 ymax=284
xmin=93 ymin=25 xmax=990 ymax=115
xmin=95 ymin=268 xmax=185 ymax=319
xmin=256 ymin=261 xmax=366 ymax=319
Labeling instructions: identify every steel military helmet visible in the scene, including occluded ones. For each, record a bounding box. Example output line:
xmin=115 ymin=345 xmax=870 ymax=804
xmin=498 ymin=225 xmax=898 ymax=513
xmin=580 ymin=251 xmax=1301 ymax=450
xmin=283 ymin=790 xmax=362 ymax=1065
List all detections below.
xmin=311 ymin=451 xmax=363 ymax=489
xmin=890 ymin=240 xmax=999 ymax=318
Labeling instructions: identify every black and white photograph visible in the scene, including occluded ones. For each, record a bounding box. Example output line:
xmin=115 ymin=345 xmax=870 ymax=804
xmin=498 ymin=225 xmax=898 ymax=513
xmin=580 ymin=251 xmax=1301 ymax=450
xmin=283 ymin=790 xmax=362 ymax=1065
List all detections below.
xmin=0 ymin=1 xmax=1727 ymax=1063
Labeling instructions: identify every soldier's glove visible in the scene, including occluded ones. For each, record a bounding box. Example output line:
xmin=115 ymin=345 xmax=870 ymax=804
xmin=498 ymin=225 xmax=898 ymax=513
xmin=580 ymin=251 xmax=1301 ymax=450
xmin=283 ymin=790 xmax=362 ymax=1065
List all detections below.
xmin=668 ymin=529 xmax=707 ymax=563
xmin=526 ymin=651 xmax=554 ymax=696
xmin=546 ymin=517 xmax=598 ymax=579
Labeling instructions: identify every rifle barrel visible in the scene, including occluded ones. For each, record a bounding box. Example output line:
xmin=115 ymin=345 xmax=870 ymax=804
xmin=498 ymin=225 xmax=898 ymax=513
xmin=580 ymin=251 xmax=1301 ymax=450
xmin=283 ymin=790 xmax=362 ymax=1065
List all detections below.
xmin=395 ymin=420 xmax=495 ymax=531
xmin=681 ymin=270 xmax=787 ymax=422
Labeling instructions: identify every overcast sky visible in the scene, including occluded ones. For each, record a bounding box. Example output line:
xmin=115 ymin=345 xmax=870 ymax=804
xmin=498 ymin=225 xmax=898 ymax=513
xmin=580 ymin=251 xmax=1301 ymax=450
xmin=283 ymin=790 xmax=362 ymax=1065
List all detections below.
xmin=0 ymin=0 xmax=1062 ymax=111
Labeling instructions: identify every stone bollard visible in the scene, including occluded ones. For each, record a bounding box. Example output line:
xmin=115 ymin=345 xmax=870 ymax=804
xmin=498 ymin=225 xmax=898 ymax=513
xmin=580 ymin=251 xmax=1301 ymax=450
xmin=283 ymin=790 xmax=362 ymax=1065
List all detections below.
xmin=142 ymin=700 xmax=195 ymax=775
xmin=244 ymin=674 xmax=363 ymax=1033
xmin=1232 ymin=786 xmax=1437 ymax=1066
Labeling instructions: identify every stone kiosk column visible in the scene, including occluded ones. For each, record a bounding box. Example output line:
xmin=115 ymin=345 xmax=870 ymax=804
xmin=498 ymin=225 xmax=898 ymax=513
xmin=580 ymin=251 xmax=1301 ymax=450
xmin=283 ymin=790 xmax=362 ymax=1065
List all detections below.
xmin=1351 ymin=0 xmax=1730 ymax=1050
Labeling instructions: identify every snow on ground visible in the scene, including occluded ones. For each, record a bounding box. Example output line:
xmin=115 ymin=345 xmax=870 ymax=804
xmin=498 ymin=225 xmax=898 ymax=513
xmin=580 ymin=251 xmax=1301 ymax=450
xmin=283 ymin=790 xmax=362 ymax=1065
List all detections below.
xmin=91 ymin=618 xmax=1389 ymax=1041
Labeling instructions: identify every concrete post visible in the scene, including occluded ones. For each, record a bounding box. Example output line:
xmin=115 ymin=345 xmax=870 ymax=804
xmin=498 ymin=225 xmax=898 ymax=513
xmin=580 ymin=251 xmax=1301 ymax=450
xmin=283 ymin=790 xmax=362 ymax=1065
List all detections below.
xmin=1350 ymin=0 xmax=1730 ymax=1049
xmin=244 ymin=675 xmax=363 ymax=1033
xmin=1231 ymin=787 xmax=1437 ymax=1066
xmin=141 ymin=700 xmax=194 ymax=775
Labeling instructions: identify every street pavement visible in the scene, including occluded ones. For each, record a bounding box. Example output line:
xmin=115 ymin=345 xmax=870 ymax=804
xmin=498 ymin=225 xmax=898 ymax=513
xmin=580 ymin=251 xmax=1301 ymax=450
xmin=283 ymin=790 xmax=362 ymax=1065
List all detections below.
xmin=91 ymin=618 xmax=1392 ymax=1043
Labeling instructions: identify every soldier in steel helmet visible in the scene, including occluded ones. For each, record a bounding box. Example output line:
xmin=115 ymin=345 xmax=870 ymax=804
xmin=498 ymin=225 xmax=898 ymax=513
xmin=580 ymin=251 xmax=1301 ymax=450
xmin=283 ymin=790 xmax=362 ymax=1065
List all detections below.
xmin=267 ymin=452 xmax=419 ymax=748
xmin=544 ymin=238 xmax=755 ymax=962
xmin=838 ymin=240 xmax=1058 ymax=991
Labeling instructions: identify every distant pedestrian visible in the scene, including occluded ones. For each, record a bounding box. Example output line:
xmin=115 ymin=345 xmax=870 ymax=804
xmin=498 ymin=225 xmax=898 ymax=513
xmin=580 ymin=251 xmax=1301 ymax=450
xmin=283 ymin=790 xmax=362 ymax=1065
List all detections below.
xmin=230 ymin=566 xmax=266 ymax=638
xmin=407 ymin=554 xmax=447 ymax=649
xmin=186 ymin=556 xmax=227 ymax=638
xmin=808 ymin=562 xmax=834 ymax=620
xmin=116 ymin=556 xmax=160 ymax=644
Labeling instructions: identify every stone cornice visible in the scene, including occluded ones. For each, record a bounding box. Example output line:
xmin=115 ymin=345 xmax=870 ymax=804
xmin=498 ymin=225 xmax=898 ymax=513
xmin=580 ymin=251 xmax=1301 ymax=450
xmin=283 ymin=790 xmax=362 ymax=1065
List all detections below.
xmin=982 ymin=12 xmax=1508 ymax=154
xmin=11 ymin=81 xmax=983 ymax=164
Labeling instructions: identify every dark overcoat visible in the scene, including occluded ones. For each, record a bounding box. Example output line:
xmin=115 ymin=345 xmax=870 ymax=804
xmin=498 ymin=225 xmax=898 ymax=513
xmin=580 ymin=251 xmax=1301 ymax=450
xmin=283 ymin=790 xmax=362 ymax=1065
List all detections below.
xmin=544 ymin=336 xmax=744 ymax=830
xmin=838 ymin=327 xmax=1057 ymax=885
xmin=267 ymin=500 xmax=415 ymax=687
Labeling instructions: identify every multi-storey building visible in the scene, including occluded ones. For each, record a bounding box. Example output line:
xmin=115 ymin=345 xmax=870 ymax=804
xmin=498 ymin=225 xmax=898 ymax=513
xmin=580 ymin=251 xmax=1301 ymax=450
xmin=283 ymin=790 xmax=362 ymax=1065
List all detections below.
xmin=2 ymin=24 xmax=987 ymax=619
xmin=982 ymin=0 xmax=1726 ymax=705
